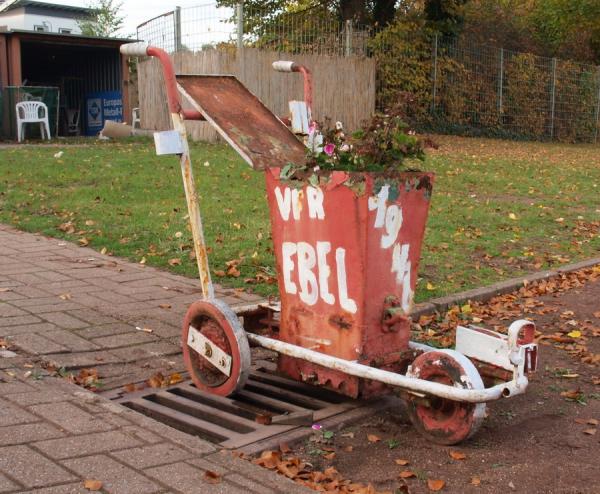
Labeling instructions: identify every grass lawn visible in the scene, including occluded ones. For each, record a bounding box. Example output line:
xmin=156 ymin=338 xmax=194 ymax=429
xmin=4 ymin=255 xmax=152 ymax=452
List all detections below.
xmin=0 ymin=135 xmax=598 ymax=302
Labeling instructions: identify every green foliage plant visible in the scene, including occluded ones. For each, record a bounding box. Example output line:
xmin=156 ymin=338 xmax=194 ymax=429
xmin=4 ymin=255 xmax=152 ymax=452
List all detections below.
xmin=78 ymin=0 xmax=124 ymax=38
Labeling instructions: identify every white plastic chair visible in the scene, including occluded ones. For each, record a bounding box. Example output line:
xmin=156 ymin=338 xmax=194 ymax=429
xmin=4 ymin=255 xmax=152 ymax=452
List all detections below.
xmin=132 ymin=107 xmax=141 ymax=129
xmin=16 ymin=101 xmax=51 ymax=142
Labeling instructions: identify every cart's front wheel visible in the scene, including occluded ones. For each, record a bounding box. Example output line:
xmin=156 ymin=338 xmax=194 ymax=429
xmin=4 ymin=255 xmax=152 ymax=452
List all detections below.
xmin=182 ymin=299 xmax=251 ymax=396
xmin=406 ymin=349 xmax=486 ymax=445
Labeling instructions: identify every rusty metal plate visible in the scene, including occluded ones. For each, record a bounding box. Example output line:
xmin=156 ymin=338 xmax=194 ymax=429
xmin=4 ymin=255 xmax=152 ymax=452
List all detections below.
xmin=177 ymin=75 xmax=307 ymax=170
xmin=106 ymin=367 xmax=386 ymax=453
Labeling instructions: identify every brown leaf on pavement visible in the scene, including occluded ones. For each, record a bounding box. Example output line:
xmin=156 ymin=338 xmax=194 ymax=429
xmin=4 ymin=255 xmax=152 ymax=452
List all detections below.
xmin=395 ymin=459 xmax=410 ymax=465
xmin=471 ymin=476 xmax=481 ymax=485
xmin=123 ymin=383 xmax=136 ymax=393
xmin=427 ymin=479 xmax=445 ymax=491
xmin=147 ymin=372 xmax=166 ymax=388
xmin=253 ymin=450 xmax=280 ymax=469
xmin=168 ymin=372 xmax=183 ymax=385
xmin=583 ymin=429 xmax=597 ymax=435
xmin=255 ymin=414 xmax=272 ymax=425
xmin=83 ymin=479 xmax=103 ymax=491
xmin=449 ymin=450 xmax=466 ymax=460
xmin=203 ymin=470 xmax=222 ymax=484
xmin=367 ymin=434 xmax=381 ymax=443
xmin=561 ymin=389 xmax=584 ymax=401
xmin=399 ymin=470 xmax=415 ymax=478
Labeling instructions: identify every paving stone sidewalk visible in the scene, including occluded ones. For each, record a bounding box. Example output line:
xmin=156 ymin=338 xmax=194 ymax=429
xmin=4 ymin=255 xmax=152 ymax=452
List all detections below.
xmin=0 ymin=224 xmax=309 ymax=493
xmin=0 ymin=364 xmax=308 ymax=493
xmin=0 ymin=224 xmax=264 ymax=389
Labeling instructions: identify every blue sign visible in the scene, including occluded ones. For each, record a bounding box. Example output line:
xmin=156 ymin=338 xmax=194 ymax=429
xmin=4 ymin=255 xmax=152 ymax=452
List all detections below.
xmin=85 ymin=91 xmax=123 ymax=136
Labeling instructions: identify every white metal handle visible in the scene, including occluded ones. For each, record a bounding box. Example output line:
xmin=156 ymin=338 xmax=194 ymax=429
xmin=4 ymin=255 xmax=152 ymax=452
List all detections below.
xmin=120 ymin=42 xmax=149 ymax=57
xmin=272 ymin=61 xmax=296 ymax=73
xmin=507 ymin=320 xmax=536 ymax=349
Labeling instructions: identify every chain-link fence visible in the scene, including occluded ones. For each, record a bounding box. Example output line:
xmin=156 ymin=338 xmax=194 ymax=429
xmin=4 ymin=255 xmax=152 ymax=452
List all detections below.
xmin=136 ymin=2 xmax=600 ymax=143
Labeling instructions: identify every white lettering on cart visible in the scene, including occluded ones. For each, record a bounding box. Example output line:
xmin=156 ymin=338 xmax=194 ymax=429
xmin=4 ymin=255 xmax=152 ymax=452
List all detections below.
xmin=316 ymin=241 xmax=334 ymax=305
xmin=368 ymin=185 xmax=389 ymax=227
xmin=336 ymin=247 xmax=357 ymax=313
xmin=275 ymin=186 xmax=324 ymax=221
xmin=282 ymin=242 xmax=297 ymax=294
xmin=297 ymin=241 xmax=319 ymax=305
xmin=369 ymin=185 xmax=413 ymax=311
xmin=382 ymin=205 xmax=402 ymax=249
xmin=392 ymin=243 xmax=413 ymax=312
xmin=307 ymin=186 xmax=325 ymax=219
xmin=281 ymin=241 xmax=357 ymax=313
xmin=275 ymin=187 xmax=292 ymax=221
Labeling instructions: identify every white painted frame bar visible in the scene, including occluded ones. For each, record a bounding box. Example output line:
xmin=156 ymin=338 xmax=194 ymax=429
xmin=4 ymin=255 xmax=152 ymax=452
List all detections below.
xmin=247 ymin=332 xmax=531 ymax=404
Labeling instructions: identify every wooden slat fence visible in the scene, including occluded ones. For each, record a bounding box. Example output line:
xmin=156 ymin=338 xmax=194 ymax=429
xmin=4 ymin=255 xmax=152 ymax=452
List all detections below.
xmin=138 ymin=47 xmax=376 ymax=142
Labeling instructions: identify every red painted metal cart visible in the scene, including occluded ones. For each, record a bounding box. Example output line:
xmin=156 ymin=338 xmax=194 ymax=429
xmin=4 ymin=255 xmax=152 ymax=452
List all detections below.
xmin=121 ymin=42 xmax=538 ymax=444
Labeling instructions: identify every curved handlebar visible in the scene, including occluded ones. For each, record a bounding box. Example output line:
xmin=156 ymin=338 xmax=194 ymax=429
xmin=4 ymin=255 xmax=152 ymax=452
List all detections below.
xmin=120 ymin=42 xmax=149 ymax=57
xmin=272 ymin=61 xmax=296 ymax=73
xmin=272 ymin=60 xmax=313 ymax=116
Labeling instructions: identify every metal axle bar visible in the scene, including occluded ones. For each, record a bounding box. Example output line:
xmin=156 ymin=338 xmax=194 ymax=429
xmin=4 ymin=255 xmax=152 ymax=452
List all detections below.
xmin=247 ymin=333 xmax=529 ymax=404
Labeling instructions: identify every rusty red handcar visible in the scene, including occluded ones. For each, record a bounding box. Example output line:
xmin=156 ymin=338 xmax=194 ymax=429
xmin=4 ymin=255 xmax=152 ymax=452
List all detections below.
xmin=121 ymin=42 xmax=538 ymax=444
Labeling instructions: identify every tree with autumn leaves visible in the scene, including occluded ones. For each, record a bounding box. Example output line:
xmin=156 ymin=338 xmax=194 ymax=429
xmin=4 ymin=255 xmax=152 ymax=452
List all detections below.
xmin=219 ymin=0 xmax=600 ymax=65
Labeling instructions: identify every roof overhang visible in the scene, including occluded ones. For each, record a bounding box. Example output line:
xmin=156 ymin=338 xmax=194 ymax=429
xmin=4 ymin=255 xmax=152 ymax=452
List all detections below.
xmin=0 ymin=27 xmax=133 ymax=45
xmin=0 ymin=0 xmax=93 ymax=15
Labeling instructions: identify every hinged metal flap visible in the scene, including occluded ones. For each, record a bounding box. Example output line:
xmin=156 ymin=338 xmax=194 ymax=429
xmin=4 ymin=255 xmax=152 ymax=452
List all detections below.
xmin=176 ymin=75 xmax=307 ymax=170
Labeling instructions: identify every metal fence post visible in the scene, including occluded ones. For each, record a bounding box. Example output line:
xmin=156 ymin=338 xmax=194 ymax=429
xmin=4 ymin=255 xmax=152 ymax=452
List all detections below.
xmin=345 ymin=20 xmax=352 ymax=57
xmin=431 ymin=34 xmax=438 ymax=114
xmin=498 ymin=48 xmax=504 ymax=114
xmin=236 ymin=3 xmax=244 ymax=51
xmin=549 ymin=57 xmax=557 ymax=140
xmin=174 ymin=6 xmax=182 ymax=52
xmin=595 ymin=67 xmax=600 ymax=144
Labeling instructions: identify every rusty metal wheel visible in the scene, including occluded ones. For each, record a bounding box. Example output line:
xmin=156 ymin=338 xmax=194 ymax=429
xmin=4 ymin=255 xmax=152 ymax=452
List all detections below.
xmin=405 ymin=349 xmax=486 ymax=445
xmin=182 ymin=299 xmax=251 ymax=396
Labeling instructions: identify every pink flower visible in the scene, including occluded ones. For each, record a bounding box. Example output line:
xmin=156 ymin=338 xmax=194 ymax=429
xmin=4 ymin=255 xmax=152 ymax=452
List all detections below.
xmin=324 ymin=143 xmax=335 ymax=156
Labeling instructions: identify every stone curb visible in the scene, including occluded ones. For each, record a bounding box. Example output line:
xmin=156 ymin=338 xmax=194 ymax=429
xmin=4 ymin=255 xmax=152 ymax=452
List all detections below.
xmin=410 ymin=256 xmax=600 ymax=318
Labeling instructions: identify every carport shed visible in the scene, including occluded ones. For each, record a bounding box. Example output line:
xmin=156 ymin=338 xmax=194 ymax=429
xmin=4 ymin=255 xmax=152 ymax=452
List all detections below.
xmin=0 ymin=28 xmax=133 ymax=137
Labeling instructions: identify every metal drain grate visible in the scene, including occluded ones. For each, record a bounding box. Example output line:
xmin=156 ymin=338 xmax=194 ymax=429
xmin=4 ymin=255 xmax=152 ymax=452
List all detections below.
xmin=107 ymin=368 xmax=382 ymax=452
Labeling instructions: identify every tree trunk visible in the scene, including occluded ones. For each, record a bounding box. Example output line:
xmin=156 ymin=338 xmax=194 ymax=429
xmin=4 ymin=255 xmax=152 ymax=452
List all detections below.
xmin=373 ymin=0 xmax=397 ymax=27
xmin=339 ymin=0 xmax=367 ymax=23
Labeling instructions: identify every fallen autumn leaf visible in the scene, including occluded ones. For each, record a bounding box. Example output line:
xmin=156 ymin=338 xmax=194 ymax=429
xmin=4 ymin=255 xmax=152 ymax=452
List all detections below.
xmin=83 ymin=479 xmax=103 ymax=491
xmin=449 ymin=450 xmax=467 ymax=460
xmin=427 ymin=479 xmax=445 ymax=491
xmin=203 ymin=470 xmax=222 ymax=484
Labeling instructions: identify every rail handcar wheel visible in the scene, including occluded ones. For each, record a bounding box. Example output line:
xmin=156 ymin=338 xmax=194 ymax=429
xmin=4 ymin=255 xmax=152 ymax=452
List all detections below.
xmin=406 ymin=349 xmax=486 ymax=445
xmin=182 ymin=299 xmax=250 ymax=396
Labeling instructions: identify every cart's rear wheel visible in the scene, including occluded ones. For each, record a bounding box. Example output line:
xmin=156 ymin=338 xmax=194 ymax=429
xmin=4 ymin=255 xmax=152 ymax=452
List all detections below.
xmin=182 ymin=299 xmax=250 ymax=396
xmin=406 ymin=349 xmax=486 ymax=445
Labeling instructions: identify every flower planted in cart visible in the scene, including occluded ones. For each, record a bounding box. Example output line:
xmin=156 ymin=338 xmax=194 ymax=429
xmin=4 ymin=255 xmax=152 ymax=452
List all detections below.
xmin=280 ymin=106 xmax=428 ymax=186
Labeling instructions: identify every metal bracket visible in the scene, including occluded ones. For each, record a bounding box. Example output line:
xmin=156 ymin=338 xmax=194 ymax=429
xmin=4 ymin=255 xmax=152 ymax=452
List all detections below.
xmin=455 ymin=321 xmax=538 ymax=375
xmin=153 ymin=130 xmax=184 ymax=155
xmin=187 ymin=325 xmax=232 ymax=377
